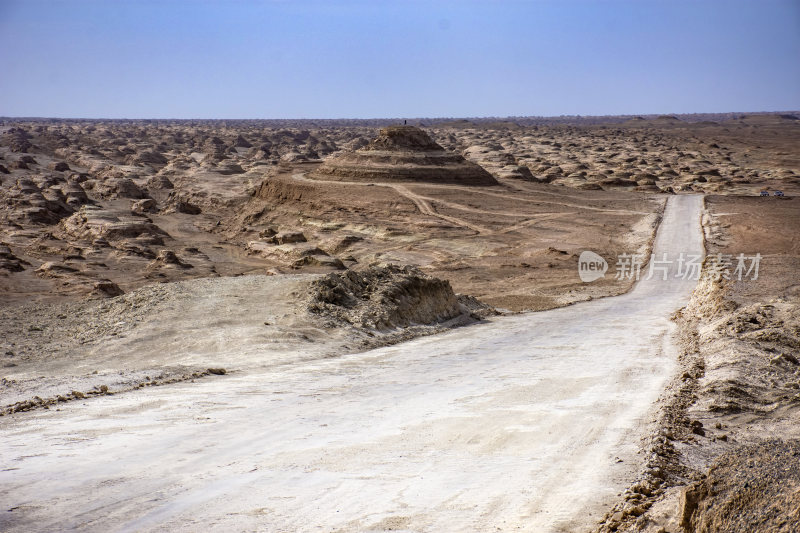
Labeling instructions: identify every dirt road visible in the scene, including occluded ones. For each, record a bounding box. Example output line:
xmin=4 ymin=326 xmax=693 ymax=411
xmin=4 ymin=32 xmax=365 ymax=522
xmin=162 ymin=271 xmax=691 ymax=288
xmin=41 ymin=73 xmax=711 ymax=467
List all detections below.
xmin=0 ymin=195 xmax=704 ymax=532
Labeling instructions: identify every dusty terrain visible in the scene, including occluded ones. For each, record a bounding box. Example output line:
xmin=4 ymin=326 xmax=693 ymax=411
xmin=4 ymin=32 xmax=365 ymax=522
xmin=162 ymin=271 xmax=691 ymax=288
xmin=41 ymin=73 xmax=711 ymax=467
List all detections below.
xmin=0 ymin=265 xmax=493 ymax=417
xmin=1 ymin=114 xmax=798 ymax=532
xmin=2 ymin=114 xmax=798 ymax=309
xmin=1 ymin=195 xmax=703 ymax=532
xmin=0 ymin=119 xmax=676 ymax=311
xmin=597 ymin=194 xmax=800 ymax=532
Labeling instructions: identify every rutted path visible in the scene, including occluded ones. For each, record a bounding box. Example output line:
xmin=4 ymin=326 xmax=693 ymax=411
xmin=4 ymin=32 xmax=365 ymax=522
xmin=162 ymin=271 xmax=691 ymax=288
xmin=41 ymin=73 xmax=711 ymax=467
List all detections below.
xmin=292 ymin=172 xmax=623 ymax=235
xmin=0 ymin=196 xmax=704 ymax=532
xmin=292 ymin=172 xmax=493 ymax=234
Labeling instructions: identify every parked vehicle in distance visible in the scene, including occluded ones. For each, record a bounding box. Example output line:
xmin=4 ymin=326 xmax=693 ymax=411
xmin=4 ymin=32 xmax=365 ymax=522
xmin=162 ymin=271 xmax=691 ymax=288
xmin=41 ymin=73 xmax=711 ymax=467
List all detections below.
xmin=774 ymin=190 xmax=784 ymax=197
xmin=760 ymin=190 xmax=770 ymax=196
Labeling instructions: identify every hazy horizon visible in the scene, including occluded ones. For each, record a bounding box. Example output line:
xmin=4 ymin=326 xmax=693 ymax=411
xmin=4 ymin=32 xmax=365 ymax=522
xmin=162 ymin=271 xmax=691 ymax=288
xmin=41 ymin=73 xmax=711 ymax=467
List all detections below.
xmin=1 ymin=110 xmax=798 ymax=122
xmin=1 ymin=0 xmax=798 ymax=119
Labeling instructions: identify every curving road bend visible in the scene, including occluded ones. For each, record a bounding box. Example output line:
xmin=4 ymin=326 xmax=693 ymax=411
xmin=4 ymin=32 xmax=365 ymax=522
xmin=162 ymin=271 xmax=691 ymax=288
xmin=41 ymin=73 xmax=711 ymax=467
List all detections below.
xmin=0 ymin=195 xmax=704 ymax=532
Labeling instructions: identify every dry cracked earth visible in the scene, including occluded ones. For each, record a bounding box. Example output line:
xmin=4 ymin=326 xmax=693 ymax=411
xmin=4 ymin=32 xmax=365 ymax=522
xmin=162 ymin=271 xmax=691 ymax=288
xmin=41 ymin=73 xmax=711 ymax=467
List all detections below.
xmin=1 ymin=113 xmax=799 ymax=532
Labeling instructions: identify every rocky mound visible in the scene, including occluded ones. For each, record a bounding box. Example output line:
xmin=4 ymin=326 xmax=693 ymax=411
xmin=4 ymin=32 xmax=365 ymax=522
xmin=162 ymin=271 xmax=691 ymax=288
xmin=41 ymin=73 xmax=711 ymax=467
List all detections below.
xmin=680 ymin=440 xmax=800 ymax=533
xmin=309 ymin=126 xmax=498 ymax=186
xmin=307 ymin=264 xmax=492 ymax=330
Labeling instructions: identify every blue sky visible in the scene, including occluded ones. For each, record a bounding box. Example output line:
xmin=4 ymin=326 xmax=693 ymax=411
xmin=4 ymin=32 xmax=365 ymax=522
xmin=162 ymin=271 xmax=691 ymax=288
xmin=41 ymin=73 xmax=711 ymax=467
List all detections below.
xmin=0 ymin=0 xmax=798 ymax=118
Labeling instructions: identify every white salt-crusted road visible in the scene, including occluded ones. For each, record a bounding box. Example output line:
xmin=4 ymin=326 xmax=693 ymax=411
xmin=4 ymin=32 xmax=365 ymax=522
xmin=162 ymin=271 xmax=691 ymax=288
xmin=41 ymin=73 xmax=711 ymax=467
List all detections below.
xmin=0 ymin=195 xmax=704 ymax=532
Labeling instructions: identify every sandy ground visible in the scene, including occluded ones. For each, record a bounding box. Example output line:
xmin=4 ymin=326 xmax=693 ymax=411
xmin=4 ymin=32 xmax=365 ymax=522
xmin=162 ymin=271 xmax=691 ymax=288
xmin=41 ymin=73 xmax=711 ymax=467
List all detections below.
xmin=0 ymin=274 xmax=349 ymax=408
xmin=0 ymin=195 xmax=703 ymax=532
xmin=19 ymin=116 xmax=800 ymax=310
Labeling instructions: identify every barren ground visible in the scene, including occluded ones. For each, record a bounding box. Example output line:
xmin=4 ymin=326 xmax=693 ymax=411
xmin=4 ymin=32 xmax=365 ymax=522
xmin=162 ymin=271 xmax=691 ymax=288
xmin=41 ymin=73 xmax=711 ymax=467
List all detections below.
xmin=1 ymin=195 xmax=702 ymax=532
xmin=597 ymin=194 xmax=800 ymax=532
xmin=1 ymin=116 xmax=798 ymax=532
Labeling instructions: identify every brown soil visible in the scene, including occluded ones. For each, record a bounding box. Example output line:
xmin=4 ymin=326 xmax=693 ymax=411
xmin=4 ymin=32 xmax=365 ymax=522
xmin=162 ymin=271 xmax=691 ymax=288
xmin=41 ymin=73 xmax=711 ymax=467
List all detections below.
xmin=307 ymin=264 xmax=494 ymax=330
xmin=596 ymin=194 xmax=800 ymax=533
xmin=0 ymin=120 xmax=672 ymax=313
xmin=310 ymin=125 xmax=498 ymax=185
xmin=680 ymin=439 xmax=800 ymax=533
xmin=244 ymin=167 xmax=662 ymax=312
xmin=1 ymin=117 xmax=798 ymax=532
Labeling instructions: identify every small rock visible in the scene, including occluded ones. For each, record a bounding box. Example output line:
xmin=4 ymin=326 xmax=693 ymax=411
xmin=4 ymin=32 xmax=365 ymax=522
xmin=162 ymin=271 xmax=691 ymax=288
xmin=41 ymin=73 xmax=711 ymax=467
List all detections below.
xmin=174 ymin=200 xmax=201 ymax=215
xmin=93 ymin=280 xmax=124 ymax=297
xmin=207 ymin=368 xmax=227 ymax=375
xmin=271 ymin=231 xmax=307 ymax=245
xmin=148 ymin=250 xmax=192 ymax=269
xmin=35 ymin=261 xmax=79 ymax=277
xmin=628 ymin=505 xmax=645 ymax=517
xmin=131 ymin=198 xmax=157 ymax=215
xmin=49 ymin=161 xmax=71 ymax=172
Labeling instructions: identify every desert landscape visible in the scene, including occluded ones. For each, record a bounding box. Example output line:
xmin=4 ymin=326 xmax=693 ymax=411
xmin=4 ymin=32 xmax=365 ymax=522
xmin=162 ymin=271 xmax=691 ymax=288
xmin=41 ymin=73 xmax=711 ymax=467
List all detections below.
xmin=0 ymin=113 xmax=798 ymax=532
xmin=1 ymin=0 xmax=799 ymax=530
